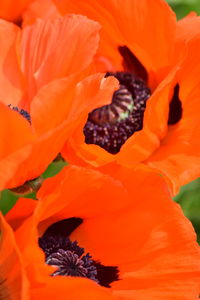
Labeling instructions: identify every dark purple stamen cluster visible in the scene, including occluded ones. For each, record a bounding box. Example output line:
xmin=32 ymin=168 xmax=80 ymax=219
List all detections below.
xmin=83 ymin=72 xmax=151 ymax=154
xmin=8 ymin=104 xmax=31 ymax=123
xmin=39 ymin=218 xmax=119 ymax=287
xmin=39 ymin=235 xmax=98 ymax=282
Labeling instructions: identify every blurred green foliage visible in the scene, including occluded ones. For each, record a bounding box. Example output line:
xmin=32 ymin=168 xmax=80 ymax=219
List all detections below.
xmin=0 ymin=159 xmax=67 ymax=215
xmin=42 ymin=159 xmax=67 ymax=179
xmin=174 ymin=179 xmax=200 ymax=243
xmin=0 ymin=189 xmax=36 ymax=215
xmin=166 ymin=0 xmax=200 ymax=19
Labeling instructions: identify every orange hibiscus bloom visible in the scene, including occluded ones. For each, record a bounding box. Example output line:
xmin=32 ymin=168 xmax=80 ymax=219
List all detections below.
xmin=41 ymin=0 xmax=200 ymax=194
xmin=3 ymin=165 xmax=200 ymax=299
xmin=0 ymin=0 xmax=34 ymax=23
xmin=0 ymin=14 xmax=120 ymax=190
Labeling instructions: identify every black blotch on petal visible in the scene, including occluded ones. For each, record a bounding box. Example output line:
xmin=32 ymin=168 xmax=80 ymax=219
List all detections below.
xmin=168 ymin=84 xmax=182 ymax=125
xmin=118 ymin=45 xmax=148 ymax=83
xmin=94 ymin=262 xmax=119 ymax=288
xmin=43 ymin=218 xmax=83 ymax=238
xmin=39 ymin=218 xmax=119 ymax=288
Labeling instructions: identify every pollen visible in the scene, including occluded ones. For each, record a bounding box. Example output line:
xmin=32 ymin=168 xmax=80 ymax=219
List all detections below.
xmin=83 ymin=72 xmax=151 ymax=154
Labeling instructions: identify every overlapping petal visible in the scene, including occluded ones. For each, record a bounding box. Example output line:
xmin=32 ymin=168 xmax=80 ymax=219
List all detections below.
xmin=50 ymin=0 xmax=200 ymax=193
xmin=54 ymin=0 xmax=177 ymax=83
xmin=0 ymin=14 xmax=103 ymax=190
xmin=0 ymin=0 xmax=34 ymax=22
xmin=4 ymin=166 xmax=200 ymax=299
xmin=0 ymin=212 xmax=30 ymax=300
xmin=146 ymin=37 xmax=200 ymax=191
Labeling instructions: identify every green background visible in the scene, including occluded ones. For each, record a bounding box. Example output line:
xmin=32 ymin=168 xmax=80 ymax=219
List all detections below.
xmin=167 ymin=0 xmax=200 ymax=19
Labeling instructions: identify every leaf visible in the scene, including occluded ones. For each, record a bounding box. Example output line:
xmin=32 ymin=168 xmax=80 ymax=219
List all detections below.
xmin=174 ymin=178 xmax=200 ymax=243
xmin=0 ymin=159 xmax=68 ymax=215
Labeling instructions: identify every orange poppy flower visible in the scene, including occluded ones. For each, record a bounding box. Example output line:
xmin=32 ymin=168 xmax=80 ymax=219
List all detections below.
xmin=0 ymin=210 xmax=114 ymax=300
xmin=0 ymin=0 xmax=34 ymax=23
xmin=42 ymin=0 xmax=200 ymax=194
xmin=0 ymin=14 xmax=120 ymax=190
xmin=3 ymin=165 xmax=200 ymax=299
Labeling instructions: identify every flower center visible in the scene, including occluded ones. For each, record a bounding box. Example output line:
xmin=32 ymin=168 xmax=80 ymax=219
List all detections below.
xmin=39 ymin=218 xmax=119 ymax=287
xmin=39 ymin=235 xmax=98 ymax=282
xmin=83 ymin=72 xmax=151 ymax=154
xmin=8 ymin=104 xmax=31 ymax=123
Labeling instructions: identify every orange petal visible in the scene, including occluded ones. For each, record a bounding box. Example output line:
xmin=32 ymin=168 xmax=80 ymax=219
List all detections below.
xmin=20 ymin=14 xmax=100 ymax=101
xmin=147 ymin=37 xmax=200 ymax=193
xmin=0 ymin=102 xmax=34 ymax=158
xmin=0 ymin=19 xmax=24 ymax=106
xmin=117 ymin=68 xmax=178 ymax=167
xmin=61 ymin=74 xmax=119 ymax=166
xmin=16 ymin=165 xmax=200 ymax=299
xmin=0 ymin=0 xmax=34 ymax=22
xmin=31 ymin=277 xmax=114 ymax=300
xmin=36 ymin=165 xmax=128 ymax=224
xmin=1 ymin=74 xmax=111 ymax=189
xmin=0 ymin=121 xmax=69 ymax=189
xmin=61 ymin=66 xmax=179 ymax=168
xmin=0 ymin=213 xmax=30 ymax=299
xmin=30 ymin=76 xmax=80 ymax=135
xmin=22 ymin=0 xmax=60 ymax=26
xmin=6 ymin=197 xmax=37 ymax=231
xmin=13 ymin=166 xmax=129 ymax=283
xmin=54 ymin=0 xmax=177 ymax=82
xmin=177 ymin=14 xmax=200 ymax=43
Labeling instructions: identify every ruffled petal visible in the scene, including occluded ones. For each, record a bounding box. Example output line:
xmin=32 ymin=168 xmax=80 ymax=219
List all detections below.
xmin=22 ymin=0 xmax=60 ymax=26
xmin=177 ymin=14 xmax=200 ymax=43
xmin=0 ymin=19 xmax=24 ymax=106
xmin=14 ymin=165 xmax=200 ymax=299
xmin=0 ymin=213 xmax=30 ymax=300
xmin=30 ymin=76 xmax=76 ymax=135
xmin=6 ymin=197 xmax=37 ymax=231
xmin=61 ymin=66 xmax=179 ymax=168
xmin=70 ymin=167 xmax=200 ymax=299
xmin=31 ymin=275 xmax=115 ymax=300
xmin=0 ymin=121 xmax=69 ymax=189
xmin=20 ymin=14 xmax=100 ymax=101
xmin=61 ymin=74 xmax=119 ymax=166
xmin=54 ymin=0 xmax=177 ymax=83
xmin=0 ymin=102 xmax=34 ymax=158
xmin=0 ymin=73 xmax=117 ymax=189
xmin=147 ymin=37 xmax=200 ymax=193
xmin=117 ymin=69 xmax=178 ymax=167
xmin=0 ymin=0 xmax=34 ymax=22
